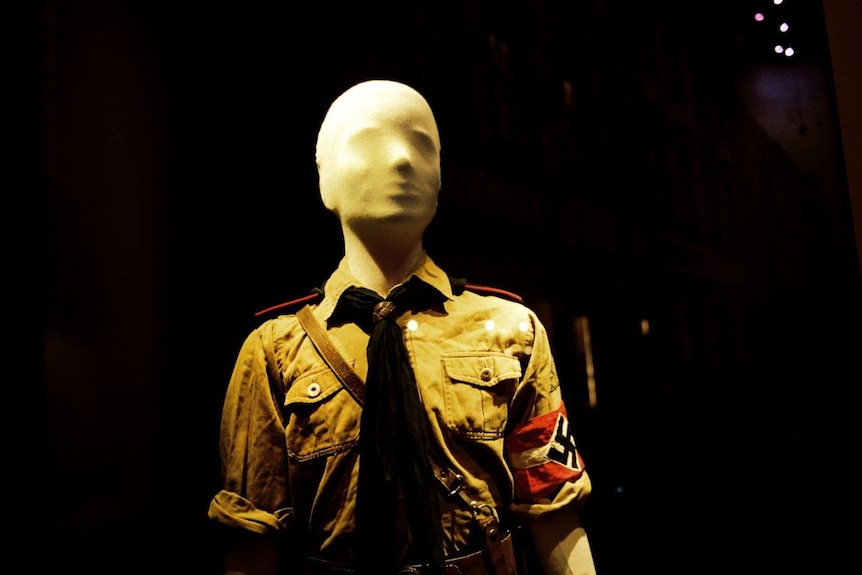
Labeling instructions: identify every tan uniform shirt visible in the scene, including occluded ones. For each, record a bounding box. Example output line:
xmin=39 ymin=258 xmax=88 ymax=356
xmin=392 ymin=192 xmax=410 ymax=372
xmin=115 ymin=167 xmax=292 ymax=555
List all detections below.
xmin=208 ymin=254 xmax=591 ymax=561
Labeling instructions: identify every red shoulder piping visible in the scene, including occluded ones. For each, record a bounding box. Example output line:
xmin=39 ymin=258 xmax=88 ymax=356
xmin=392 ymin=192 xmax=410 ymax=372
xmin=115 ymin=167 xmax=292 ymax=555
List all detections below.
xmin=463 ymin=283 xmax=524 ymax=303
xmin=254 ymin=292 xmax=322 ymax=317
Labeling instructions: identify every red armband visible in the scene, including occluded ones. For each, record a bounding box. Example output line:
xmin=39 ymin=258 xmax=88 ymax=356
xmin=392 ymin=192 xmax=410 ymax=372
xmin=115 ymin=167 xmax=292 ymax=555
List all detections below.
xmin=505 ymin=406 xmax=585 ymax=502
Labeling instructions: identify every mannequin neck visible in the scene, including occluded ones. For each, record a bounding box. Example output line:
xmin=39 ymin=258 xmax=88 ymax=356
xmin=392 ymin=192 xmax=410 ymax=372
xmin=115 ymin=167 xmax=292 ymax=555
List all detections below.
xmin=341 ymin=226 xmax=426 ymax=296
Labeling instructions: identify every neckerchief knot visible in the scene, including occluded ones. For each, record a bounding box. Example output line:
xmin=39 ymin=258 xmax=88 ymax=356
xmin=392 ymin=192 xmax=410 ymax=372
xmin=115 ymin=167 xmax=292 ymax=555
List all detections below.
xmin=372 ymin=300 xmax=398 ymax=323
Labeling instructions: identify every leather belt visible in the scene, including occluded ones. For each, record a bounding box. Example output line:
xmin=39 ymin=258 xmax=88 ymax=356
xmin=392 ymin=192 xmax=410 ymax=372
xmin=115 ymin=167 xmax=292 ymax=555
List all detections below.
xmin=306 ymin=532 xmax=513 ymax=575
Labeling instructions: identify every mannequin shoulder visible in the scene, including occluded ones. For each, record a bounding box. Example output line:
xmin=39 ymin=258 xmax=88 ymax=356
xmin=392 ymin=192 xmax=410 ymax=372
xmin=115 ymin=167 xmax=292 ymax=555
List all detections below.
xmin=459 ymin=282 xmax=524 ymax=304
xmin=449 ymin=275 xmax=524 ymax=304
xmin=450 ymin=280 xmax=535 ymax=321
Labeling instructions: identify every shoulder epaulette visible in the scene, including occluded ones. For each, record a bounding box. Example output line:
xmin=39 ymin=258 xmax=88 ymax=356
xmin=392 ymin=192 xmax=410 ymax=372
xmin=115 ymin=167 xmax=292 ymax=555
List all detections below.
xmin=449 ymin=276 xmax=524 ymax=303
xmin=449 ymin=276 xmax=523 ymax=303
xmin=254 ymin=288 xmax=323 ymax=318
xmin=463 ymin=283 xmax=524 ymax=303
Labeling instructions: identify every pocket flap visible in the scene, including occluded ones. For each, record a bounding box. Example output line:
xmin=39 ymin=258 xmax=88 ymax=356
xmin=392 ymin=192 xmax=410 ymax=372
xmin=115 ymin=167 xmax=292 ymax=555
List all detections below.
xmin=285 ymin=366 xmax=346 ymax=407
xmin=442 ymin=353 xmax=522 ymax=388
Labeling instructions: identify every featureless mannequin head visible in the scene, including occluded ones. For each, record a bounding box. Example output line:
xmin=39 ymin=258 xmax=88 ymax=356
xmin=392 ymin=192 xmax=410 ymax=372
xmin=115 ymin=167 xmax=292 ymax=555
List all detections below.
xmin=316 ymin=80 xmax=442 ymax=249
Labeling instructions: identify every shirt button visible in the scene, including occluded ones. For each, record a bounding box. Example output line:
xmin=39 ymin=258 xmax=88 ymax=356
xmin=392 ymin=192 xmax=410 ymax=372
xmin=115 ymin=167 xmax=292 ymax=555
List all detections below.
xmin=307 ymin=382 xmax=321 ymax=398
xmin=480 ymin=367 xmax=493 ymax=381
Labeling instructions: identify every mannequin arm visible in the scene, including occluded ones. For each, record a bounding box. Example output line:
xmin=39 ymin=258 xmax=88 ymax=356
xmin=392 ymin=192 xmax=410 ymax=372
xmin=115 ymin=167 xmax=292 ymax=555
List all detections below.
xmin=524 ymin=508 xmax=596 ymax=575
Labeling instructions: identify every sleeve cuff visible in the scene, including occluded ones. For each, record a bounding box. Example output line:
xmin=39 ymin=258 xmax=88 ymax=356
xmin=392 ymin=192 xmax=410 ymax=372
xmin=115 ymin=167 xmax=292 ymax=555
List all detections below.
xmin=207 ymin=490 xmax=293 ymax=534
xmin=509 ymin=471 xmax=592 ymax=519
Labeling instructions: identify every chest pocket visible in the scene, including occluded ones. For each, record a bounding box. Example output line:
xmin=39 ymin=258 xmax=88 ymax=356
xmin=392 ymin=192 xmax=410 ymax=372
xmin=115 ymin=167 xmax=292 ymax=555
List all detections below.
xmin=284 ymin=365 xmax=361 ymax=461
xmin=441 ymin=353 xmax=522 ymax=440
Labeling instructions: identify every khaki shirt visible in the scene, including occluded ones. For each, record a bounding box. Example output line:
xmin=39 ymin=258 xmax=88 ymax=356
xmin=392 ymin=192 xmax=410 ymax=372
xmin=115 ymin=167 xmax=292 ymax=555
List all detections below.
xmin=208 ymin=254 xmax=591 ymax=561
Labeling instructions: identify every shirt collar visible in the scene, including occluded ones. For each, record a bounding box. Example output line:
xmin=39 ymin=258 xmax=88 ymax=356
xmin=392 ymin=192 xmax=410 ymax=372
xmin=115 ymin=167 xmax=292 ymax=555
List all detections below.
xmin=317 ymin=252 xmax=455 ymax=322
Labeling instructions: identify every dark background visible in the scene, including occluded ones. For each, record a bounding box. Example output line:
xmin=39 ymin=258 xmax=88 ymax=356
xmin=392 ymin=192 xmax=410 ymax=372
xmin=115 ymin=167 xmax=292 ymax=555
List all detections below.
xmin=26 ymin=1 xmax=861 ymax=574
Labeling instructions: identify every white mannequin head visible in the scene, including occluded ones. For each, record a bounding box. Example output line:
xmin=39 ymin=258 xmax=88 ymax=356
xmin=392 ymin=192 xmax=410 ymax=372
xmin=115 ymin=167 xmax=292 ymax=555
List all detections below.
xmin=316 ymin=80 xmax=441 ymax=248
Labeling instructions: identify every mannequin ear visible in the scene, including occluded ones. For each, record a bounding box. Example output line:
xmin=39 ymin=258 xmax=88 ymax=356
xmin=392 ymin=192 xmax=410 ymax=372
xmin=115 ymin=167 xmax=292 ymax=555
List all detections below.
xmin=318 ymin=164 xmax=335 ymax=211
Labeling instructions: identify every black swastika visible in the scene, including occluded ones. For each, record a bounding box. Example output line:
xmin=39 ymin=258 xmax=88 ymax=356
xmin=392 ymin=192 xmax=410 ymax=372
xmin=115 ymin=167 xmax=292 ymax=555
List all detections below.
xmin=547 ymin=414 xmax=581 ymax=470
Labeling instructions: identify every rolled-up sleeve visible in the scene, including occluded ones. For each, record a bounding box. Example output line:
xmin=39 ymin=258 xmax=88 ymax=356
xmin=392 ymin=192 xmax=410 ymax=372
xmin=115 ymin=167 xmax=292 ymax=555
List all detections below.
xmin=207 ymin=323 xmax=292 ymax=534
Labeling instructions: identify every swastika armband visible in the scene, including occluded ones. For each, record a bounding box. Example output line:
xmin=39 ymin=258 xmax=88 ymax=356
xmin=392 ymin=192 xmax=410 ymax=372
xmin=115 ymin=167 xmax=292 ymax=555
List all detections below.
xmin=505 ymin=406 xmax=585 ymax=503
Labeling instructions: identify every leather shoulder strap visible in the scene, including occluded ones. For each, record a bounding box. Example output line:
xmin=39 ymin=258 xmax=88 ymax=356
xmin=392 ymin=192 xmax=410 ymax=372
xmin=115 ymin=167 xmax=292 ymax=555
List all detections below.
xmin=295 ymin=304 xmax=366 ymax=406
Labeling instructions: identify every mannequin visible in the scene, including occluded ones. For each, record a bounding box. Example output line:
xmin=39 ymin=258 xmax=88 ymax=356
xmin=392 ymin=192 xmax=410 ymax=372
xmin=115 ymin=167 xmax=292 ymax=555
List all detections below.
xmin=209 ymin=80 xmax=597 ymax=575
